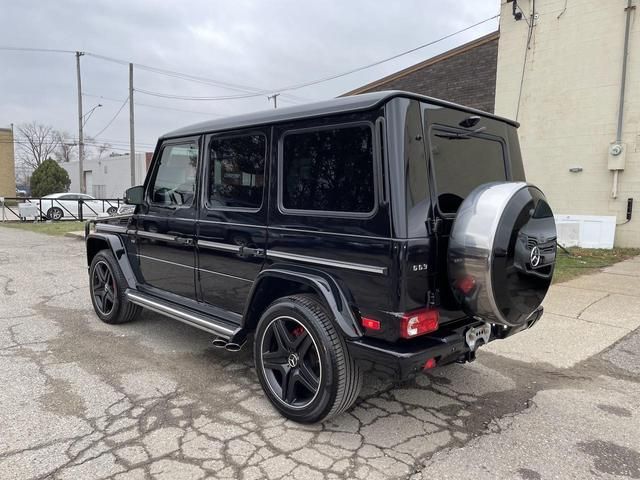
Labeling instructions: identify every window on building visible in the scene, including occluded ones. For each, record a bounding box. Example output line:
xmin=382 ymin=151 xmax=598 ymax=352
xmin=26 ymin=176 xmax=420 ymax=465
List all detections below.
xmin=150 ymin=142 xmax=198 ymax=207
xmin=208 ymin=134 xmax=266 ymax=210
xmin=281 ymin=124 xmax=375 ymax=214
xmin=429 ymin=129 xmax=506 ymax=214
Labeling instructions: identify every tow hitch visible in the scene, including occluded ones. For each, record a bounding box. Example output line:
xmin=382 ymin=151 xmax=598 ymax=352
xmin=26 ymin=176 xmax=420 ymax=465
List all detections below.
xmin=465 ymin=322 xmax=492 ymax=351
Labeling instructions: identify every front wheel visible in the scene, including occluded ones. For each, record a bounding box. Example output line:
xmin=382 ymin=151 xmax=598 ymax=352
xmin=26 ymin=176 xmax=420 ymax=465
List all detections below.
xmin=47 ymin=207 xmax=63 ymax=221
xmin=89 ymin=250 xmax=141 ymax=324
xmin=254 ymin=294 xmax=362 ymax=423
xmin=106 ymin=206 xmax=118 ymax=216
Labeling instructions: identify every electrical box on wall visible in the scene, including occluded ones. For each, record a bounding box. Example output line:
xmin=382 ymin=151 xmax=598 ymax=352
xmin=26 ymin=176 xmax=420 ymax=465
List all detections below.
xmin=608 ymin=142 xmax=626 ymax=170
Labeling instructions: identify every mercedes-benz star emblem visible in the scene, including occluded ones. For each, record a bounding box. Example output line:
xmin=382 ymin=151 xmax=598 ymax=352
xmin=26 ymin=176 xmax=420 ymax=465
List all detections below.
xmin=287 ymin=353 xmax=299 ymax=368
xmin=530 ymin=246 xmax=541 ymax=267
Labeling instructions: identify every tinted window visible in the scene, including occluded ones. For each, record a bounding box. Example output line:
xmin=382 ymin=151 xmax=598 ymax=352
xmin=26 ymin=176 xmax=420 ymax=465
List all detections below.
xmin=281 ymin=125 xmax=375 ymax=213
xmin=430 ymin=129 xmax=506 ymax=214
xmin=208 ymin=134 xmax=266 ymax=210
xmin=150 ymin=142 xmax=198 ymax=207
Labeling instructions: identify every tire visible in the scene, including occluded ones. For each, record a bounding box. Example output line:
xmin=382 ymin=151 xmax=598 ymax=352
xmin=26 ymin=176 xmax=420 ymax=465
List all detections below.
xmin=89 ymin=250 xmax=141 ymax=324
xmin=47 ymin=207 xmax=63 ymax=221
xmin=254 ymin=294 xmax=362 ymax=423
xmin=106 ymin=207 xmax=117 ymax=216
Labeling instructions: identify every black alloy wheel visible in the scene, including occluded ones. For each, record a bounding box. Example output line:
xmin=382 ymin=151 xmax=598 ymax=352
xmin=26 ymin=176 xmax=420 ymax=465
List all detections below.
xmin=260 ymin=316 xmax=321 ymax=408
xmin=107 ymin=206 xmax=118 ymax=216
xmin=89 ymin=250 xmax=141 ymax=324
xmin=91 ymin=260 xmax=116 ymax=316
xmin=254 ymin=294 xmax=362 ymax=423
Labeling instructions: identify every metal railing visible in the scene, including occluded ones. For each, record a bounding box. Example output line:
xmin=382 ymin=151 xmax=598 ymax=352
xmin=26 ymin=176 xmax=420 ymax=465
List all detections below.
xmin=0 ymin=197 xmax=124 ymax=222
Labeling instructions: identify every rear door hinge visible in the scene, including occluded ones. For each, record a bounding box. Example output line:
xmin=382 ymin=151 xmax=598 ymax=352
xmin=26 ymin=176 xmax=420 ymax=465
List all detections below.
xmin=427 ymin=289 xmax=440 ymax=308
xmin=428 ymin=217 xmax=443 ymax=235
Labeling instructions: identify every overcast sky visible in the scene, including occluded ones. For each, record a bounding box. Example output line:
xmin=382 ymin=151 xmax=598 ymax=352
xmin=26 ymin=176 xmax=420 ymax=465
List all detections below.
xmin=1 ymin=0 xmax=499 ymax=156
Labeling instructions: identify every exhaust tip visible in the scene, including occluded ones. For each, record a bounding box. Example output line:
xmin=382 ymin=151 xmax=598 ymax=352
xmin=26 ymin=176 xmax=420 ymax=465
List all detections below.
xmin=225 ymin=342 xmax=243 ymax=352
xmin=211 ymin=337 xmax=228 ymax=348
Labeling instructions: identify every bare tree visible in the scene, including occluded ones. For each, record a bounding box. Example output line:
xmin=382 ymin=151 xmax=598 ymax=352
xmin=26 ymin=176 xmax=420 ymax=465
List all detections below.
xmin=54 ymin=131 xmax=77 ymax=163
xmin=16 ymin=122 xmax=60 ymax=170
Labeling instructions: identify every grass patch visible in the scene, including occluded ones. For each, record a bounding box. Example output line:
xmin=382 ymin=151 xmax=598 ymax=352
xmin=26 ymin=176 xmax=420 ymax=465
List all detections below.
xmin=554 ymin=247 xmax=640 ymax=283
xmin=0 ymin=220 xmax=86 ymax=236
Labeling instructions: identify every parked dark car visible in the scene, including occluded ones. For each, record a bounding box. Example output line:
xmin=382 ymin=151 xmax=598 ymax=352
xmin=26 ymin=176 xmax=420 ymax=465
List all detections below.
xmin=85 ymin=91 xmax=557 ymax=423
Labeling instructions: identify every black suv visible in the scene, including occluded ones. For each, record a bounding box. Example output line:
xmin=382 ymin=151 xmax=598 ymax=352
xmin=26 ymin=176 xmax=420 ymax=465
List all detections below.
xmin=85 ymin=91 xmax=556 ymax=423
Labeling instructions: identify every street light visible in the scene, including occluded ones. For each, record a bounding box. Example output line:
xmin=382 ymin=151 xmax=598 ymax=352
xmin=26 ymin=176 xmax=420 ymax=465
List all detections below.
xmin=82 ymin=103 xmax=102 ymax=128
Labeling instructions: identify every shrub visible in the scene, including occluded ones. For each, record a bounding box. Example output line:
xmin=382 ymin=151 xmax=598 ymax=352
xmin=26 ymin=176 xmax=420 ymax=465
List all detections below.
xmin=30 ymin=159 xmax=71 ymax=197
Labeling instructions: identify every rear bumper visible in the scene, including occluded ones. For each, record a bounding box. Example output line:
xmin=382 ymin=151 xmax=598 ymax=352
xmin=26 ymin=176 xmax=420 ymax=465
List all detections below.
xmin=346 ymin=307 xmax=543 ymax=381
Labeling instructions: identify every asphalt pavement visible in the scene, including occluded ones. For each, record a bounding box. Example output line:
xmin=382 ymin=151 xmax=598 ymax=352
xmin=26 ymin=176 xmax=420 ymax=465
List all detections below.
xmin=0 ymin=226 xmax=638 ymax=480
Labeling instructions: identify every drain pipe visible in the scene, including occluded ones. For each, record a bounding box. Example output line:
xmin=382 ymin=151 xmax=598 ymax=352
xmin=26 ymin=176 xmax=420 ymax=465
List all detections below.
xmin=611 ymin=0 xmax=635 ymax=198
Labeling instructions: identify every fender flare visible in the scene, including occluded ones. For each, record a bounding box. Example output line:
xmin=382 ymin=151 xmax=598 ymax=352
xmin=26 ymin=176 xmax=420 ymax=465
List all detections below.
xmin=86 ymin=232 xmax=137 ymax=289
xmin=244 ymin=266 xmax=364 ymax=339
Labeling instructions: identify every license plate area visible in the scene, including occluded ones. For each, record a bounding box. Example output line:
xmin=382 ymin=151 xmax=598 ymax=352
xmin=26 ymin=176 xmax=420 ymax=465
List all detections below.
xmin=465 ymin=322 xmax=491 ymax=351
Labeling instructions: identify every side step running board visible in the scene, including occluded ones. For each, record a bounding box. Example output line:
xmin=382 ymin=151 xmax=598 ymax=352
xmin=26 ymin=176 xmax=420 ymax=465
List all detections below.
xmin=125 ymin=290 xmax=238 ymax=340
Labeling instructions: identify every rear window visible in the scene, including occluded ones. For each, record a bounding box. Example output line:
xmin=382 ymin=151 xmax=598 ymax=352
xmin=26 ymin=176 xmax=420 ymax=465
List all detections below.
xmin=280 ymin=124 xmax=375 ymax=214
xmin=429 ymin=128 xmax=507 ymax=214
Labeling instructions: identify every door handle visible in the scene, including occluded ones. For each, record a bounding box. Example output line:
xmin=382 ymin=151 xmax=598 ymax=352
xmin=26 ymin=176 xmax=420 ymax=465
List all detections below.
xmin=239 ymin=246 xmax=264 ymax=257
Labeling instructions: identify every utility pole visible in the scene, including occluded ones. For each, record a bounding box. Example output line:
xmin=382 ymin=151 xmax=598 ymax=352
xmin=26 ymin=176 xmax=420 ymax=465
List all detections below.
xmin=76 ymin=51 xmax=85 ymax=193
xmin=268 ymin=93 xmax=280 ymax=109
xmin=129 ymin=63 xmax=136 ymax=186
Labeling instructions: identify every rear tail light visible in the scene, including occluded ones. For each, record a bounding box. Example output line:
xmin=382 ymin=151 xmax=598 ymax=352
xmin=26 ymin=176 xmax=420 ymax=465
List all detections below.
xmin=400 ymin=308 xmax=439 ymax=338
xmin=361 ymin=317 xmax=381 ymax=330
xmin=423 ymin=358 xmax=437 ymax=370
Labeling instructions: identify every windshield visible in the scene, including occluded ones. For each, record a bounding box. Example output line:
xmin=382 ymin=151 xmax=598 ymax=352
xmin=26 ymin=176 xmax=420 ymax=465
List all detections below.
xmin=429 ymin=128 xmax=507 ymax=215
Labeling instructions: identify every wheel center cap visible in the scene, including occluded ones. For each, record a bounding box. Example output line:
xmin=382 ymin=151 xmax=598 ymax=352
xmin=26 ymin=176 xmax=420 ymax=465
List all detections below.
xmin=287 ymin=353 xmax=299 ymax=368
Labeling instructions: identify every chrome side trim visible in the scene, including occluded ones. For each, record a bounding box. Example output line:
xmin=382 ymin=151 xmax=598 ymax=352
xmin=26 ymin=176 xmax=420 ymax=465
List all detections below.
xmin=198 ymin=266 xmax=253 ymax=283
xmin=198 ymin=240 xmax=241 ymax=253
xmin=137 ymin=254 xmax=193 ymax=269
xmin=125 ymin=290 xmax=235 ymax=338
xmin=136 ymin=231 xmax=177 ymax=242
xmin=267 ymin=250 xmax=387 ymax=275
xmin=95 ymin=223 xmax=128 ymax=234
xmin=137 ymin=254 xmax=252 ymax=282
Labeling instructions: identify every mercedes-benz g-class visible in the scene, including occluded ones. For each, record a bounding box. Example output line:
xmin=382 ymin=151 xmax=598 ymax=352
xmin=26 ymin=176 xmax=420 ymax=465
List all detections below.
xmin=85 ymin=91 xmax=557 ymax=423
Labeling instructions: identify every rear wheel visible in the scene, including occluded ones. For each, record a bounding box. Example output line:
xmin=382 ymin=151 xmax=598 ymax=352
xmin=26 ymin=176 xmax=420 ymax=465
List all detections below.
xmin=47 ymin=207 xmax=63 ymax=221
xmin=89 ymin=250 xmax=141 ymax=324
xmin=254 ymin=294 xmax=362 ymax=423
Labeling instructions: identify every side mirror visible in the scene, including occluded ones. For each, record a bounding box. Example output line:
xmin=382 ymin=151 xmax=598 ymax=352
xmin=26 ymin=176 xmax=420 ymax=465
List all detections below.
xmin=125 ymin=185 xmax=145 ymax=205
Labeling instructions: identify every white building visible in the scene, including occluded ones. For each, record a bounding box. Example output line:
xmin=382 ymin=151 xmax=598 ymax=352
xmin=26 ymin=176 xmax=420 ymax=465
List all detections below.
xmin=495 ymin=0 xmax=639 ymax=247
xmin=63 ymin=152 xmax=148 ymax=199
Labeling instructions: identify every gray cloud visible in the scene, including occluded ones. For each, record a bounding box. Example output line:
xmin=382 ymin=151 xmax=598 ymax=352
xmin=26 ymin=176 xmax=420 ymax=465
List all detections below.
xmin=1 ymin=0 xmax=499 ymax=153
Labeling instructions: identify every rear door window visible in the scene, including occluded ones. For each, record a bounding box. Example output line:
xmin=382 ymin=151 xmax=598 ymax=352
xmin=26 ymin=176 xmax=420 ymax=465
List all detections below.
xmin=429 ymin=127 xmax=507 ymax=215
xmin=207 ymin=133 xmax=266 ymax=210
xmin=280 ymin=124 xmax=375 ymax=215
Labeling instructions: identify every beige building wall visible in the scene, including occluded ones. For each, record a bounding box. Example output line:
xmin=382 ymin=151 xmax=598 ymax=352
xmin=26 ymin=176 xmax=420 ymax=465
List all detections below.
xmin=0 ymin=128 xmax=16 ymax=198
xmin=495 ymin=0 xmax=640 ymax=246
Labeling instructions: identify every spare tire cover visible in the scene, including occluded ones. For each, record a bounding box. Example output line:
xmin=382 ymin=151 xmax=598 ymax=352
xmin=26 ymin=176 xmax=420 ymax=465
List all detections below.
xmin=448 ymin=182 xmax=557 ymax=327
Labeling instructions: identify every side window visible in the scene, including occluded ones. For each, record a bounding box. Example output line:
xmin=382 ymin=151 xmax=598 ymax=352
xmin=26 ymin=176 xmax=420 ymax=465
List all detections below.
xmin=150 ymin=142 xmax=198 ymax=207
xmin=207 ymin=133 xmax=266 ymax=210
xmin=281 ymin=124 xmax=375 ymax=214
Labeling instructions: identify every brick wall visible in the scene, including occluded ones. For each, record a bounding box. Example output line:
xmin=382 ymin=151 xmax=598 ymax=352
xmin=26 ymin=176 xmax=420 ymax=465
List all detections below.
xmin=345 ymin=33 xmax=499 ymax=113
xmin=0 ymin=128 xmax=16 ymax=198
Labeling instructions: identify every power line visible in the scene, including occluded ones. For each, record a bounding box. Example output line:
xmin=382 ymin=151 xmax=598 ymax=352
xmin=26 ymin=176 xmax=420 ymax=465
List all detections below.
xmin=274 ymin=14 xmax=500 ymax=91
xmin=91 ymin=96 xmax=129 ymax=138
xmin=1 ymin=13 xmax=499 ymax=101
xmin=84 ymin=52 xmax=305 ymax=103
xmin=83 ymin=93 xmax=223 ymax=117
xmin=0 ymin=46 xmax=75 ymax=54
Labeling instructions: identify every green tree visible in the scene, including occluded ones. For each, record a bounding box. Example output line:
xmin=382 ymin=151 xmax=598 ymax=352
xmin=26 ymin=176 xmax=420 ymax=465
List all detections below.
xmin=30 ymin=158 xmax=71 ymax=197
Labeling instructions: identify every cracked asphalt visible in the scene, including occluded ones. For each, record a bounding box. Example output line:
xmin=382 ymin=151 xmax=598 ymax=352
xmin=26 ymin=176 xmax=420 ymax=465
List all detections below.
xmin=0 ymin=226 xmax=639 ymax=480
